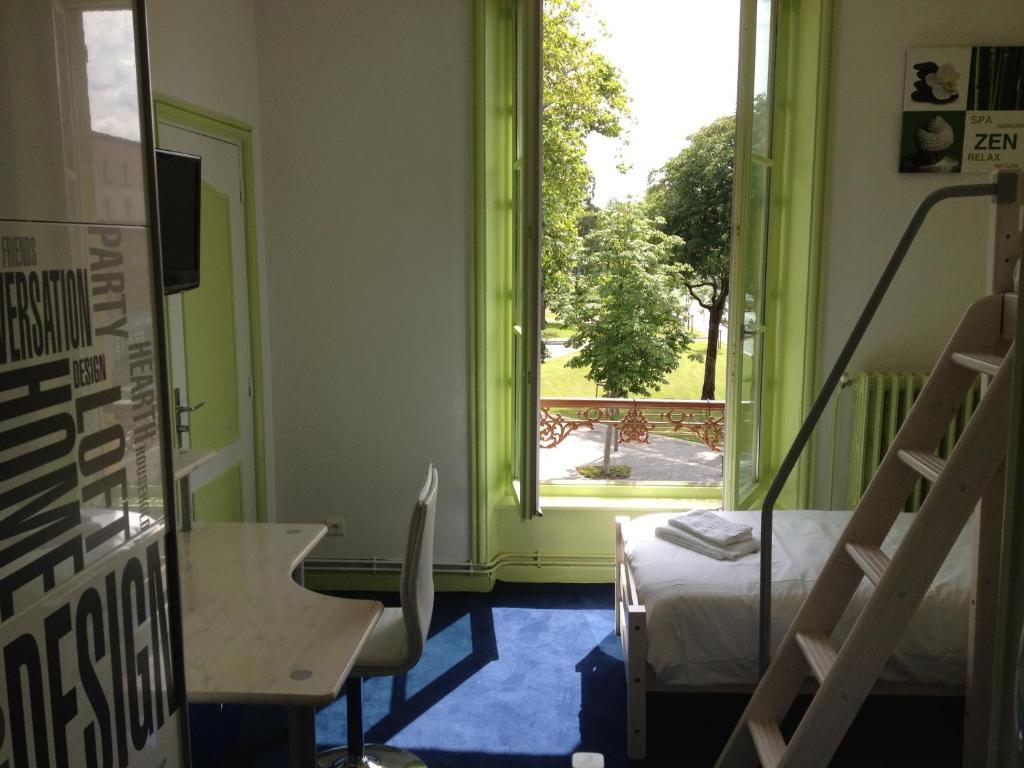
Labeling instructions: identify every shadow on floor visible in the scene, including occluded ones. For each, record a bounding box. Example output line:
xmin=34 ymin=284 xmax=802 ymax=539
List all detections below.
xmin=187 ymin=583 xmax=964 ymax=768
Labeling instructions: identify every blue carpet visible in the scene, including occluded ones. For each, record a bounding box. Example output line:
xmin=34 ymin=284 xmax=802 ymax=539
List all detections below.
xmin=187 ymin=582 xmax=965 ymax=767
xmin=315 ymin=583 xmax=627 ymax=767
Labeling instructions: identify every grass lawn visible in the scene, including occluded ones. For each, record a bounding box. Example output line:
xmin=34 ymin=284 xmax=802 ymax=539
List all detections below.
xmin=541 ymin=340 xmax=728 ymax=400
xmin=541 ymin=319 xmax=576 ymax=340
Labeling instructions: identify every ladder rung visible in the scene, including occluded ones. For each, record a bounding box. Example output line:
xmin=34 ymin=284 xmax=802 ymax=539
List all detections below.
xmin=897 ymin=449 xmax=946 ymax=482
xmin=951 ymin=351 xmax=1004 ymax=376
xmin=845 ymin=542 xmax=890 ymax=585
xmin=796 ymin=631 xmax=837 ymax=685
xmin=748 ymin=719 xmax=786 ymax=768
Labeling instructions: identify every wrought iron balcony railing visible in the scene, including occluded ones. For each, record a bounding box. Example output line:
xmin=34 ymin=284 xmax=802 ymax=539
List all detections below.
xmin=539 ymin=397 xmax=725 ymax=452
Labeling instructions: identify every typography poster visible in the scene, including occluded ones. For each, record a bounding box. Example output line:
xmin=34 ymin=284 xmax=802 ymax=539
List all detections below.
xmin=0 ymin=1 xmax=189 ymax=766
xmin=900 ymin=46 xmax=1024 ymax=174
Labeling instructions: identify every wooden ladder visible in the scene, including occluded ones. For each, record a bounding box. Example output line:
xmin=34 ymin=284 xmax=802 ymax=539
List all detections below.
xmin=716 ymin=291 xmax=1017 ymax=767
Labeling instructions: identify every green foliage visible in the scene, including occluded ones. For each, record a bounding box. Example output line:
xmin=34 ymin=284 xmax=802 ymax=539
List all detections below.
xmin=542 ymin=0 xmax=630 ymax=305
xmin=576 ymin=464 xmax=632 ymax=479
xmin=647 ymin=115 xmax=735 ymax=398
xmin=561 ymin=200 xmax=691 ymax=398
xmin=647 ymin=115 xmax=734 ymax=305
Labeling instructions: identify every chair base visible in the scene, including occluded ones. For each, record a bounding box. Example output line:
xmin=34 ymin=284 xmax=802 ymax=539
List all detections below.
xmin=317 ymin=744 xmax=427 ymax=768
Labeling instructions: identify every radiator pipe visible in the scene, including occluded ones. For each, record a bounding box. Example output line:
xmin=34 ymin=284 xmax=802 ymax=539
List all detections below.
xmin=825 ymin=373 xmax=852 ymax=511
xmin=757 ymin=173 xmax=1016 ymax=676
xmin=304 ymin=550 xmax=613 ymax=577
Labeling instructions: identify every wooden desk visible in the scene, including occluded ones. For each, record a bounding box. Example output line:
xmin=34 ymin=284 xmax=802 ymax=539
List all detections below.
xmin=178 ymin=523 xmax=382 ymax=765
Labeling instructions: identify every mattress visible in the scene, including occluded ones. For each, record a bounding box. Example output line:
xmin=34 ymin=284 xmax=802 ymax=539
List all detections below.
xmin=622 ymin=510 xmax=971 ymax=688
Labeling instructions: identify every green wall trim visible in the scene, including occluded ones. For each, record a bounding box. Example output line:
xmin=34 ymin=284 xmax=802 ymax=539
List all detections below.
xmin=154 ymin=94 xmax=268 ymax=523
xmin=762 ymin=0 xmax=834 ymax=510
xmin=473 ymin=0 xmax=519 ymax=563
xmin=303 ymin=561 xmax=620 ymax=593
xmin=541 ymin=482 xmax=722 ymax=500
xmin=305 ymin=570 xmax=497 ymax=594
xmin=539 ymin=495 xmax=719 ymax=511
xmin=471 ymin=0 xmax=485 ymax=570
xmin=724 ymin=0 xmax=759 ymax=510
xmin=493 ymin=502 xmax=704 ymax=563
xmin=303 ymin=553 xmax=617 ymax=594
xmin=805 ymin=0 xmax=836 ymax=507
xmin=154 ymin=94 xmax=253 ymax=136
xmin=496 ymin=565 xmax=612 ymax=584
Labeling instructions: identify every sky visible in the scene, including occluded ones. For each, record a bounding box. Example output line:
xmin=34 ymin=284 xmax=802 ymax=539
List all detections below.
xmin=83 ymin=11 xmax=140 ymax=141
xmin=581 ymin=0 xmax=741 ymax=206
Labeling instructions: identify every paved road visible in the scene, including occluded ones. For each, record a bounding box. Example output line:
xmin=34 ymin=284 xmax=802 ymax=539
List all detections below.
xmin=544 ymin=338 xmax=575 ymax=359
xmin=539 ymin=427 xmax=724 ymax=483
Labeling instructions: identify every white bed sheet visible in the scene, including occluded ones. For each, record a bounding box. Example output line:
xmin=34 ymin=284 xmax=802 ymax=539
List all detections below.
xmin=623 ymin=510 xmax=971 ymax=688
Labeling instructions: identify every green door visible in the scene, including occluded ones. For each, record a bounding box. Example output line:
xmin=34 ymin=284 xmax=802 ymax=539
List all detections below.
xmin=160 ymin=123 xmax=256 ymax=523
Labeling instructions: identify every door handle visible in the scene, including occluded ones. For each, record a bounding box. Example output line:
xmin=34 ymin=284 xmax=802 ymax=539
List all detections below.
xmin=174 ymin=387 xmax=205 ymax=448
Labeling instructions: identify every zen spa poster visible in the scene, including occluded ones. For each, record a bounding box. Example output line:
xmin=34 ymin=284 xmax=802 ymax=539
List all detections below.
xmin=900 ymin=46 xmax=1024 ymax=173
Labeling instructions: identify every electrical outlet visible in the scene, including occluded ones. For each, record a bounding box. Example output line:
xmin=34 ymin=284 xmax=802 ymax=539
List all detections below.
xmin=325 ymin=518 xmax=345 ymax=536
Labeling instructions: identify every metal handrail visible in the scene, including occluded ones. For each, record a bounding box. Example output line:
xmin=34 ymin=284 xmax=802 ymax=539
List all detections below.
xmin=539 ymin=396 xmax=726 ymax=451
xmin=756 ymin=172 xmax=1017 ymax=675
xmin=541 ymin=396 xmax=725 ymax=409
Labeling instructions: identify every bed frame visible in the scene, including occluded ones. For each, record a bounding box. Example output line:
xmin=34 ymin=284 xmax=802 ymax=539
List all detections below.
xmin=614 ymin=175 xmax=1020 ymax=763
xmin=614 ymin=516 xmax=754 ymax=760
xmin=615 ymin=514 xmax=660 ymax=760
xmin=613 ymin=515 xmax=963 ymax=762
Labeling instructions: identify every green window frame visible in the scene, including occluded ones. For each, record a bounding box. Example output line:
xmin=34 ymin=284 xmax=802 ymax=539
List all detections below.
xmin=727 ymin=0 xmax=777 ymax=508
xmin=472 ymin=0 xmax=542 ymax=564
xmin=725 ymin=0 xmax=834 ymax=511
xmin=474 ymin=0 xmax=834 ymax=565
xmin=512 ymin=0 xmax=542 ymax=520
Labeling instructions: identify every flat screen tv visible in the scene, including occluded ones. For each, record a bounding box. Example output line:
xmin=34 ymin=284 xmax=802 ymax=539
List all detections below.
xmin=156 ymin=148 xmax=201 ymax=295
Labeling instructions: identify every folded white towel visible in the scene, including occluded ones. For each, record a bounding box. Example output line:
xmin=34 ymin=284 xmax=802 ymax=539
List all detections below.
xmin=668 ymin=510 xmax=753 ymax=546
xmin=655 ymin=524 xmax=760 ymax=561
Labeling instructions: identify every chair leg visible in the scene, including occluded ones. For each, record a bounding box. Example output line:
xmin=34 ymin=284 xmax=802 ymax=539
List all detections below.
xmin=346 ymin=677 xmax=365 ymax=760
xmin=317 ymin=676 xmax=428 ymax=767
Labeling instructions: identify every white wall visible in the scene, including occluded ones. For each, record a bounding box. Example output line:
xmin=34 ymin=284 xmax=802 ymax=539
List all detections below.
xmin=813 ymin=0 xmax=1024 ymax=507
xmin=147 ymin=0 xmax=278 ymax=521
xmin=147 ymin=0 xmax=262 ymax=127
xmin=255 ymin=1 xmax=473 ymax=561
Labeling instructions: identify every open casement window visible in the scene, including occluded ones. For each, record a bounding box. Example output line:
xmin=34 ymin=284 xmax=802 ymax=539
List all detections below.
xmin=473 ymin=0 xmax=542 ymax=538
xmin=512 ymin=0 xmax=543 ymax=519
xmin=725 ymin=0 xmax=832 ymax=510
xmin=726 ymin=0 xmax=775 ymax=508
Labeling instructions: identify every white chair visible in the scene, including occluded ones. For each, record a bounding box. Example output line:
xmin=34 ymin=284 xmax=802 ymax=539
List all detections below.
xmin=318 ymin=464 xmax=438 ymax=768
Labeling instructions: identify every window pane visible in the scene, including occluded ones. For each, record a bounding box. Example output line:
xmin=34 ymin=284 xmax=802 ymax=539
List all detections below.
xmin=750 ymin=0 xmax=773 ymax=157
xmin=735 ymin=160 xmax=769 ymax=496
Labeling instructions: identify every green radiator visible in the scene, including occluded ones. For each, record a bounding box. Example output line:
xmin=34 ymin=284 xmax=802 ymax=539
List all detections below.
xmin=846 ymin=371 xmax=981 ymax=513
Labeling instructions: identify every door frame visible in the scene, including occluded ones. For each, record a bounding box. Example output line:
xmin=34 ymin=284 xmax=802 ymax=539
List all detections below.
xmin=154 ymin=95 xmax=269 ymax=522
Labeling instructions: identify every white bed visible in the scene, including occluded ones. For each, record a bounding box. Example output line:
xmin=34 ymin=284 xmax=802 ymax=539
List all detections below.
xmin=614 ymin=510 xmax=971 ymax=759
